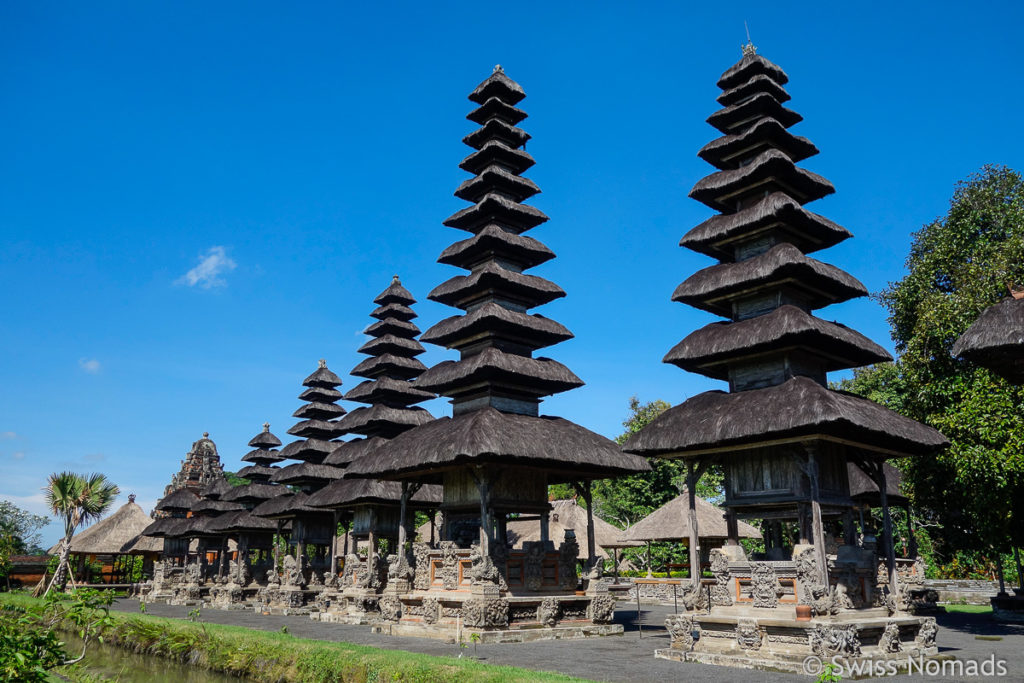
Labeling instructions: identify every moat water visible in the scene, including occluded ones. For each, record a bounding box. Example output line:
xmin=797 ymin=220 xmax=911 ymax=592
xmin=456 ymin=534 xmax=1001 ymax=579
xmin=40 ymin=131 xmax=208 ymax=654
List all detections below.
xmin=61 ymin=633 xmax=245 ymax=682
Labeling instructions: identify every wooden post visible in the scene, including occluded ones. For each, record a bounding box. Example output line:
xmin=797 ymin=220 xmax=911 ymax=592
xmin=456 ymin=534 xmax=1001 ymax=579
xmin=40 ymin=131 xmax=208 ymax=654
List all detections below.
xmin=613 ymin=548 xmax=620 ymax=584
xmin=806 ymin=447 xmax=829 ymax=586
xmin=725 ymin=511 xmax=739 ymax=546
xmin=996 ymin=553 xmax=1007 ymax=595
xmin=398 ymin=484 xmax=409 ymax=551
xmin=843 ymin=509 xmax=857 ymax=547
xmin=540 ymin=509 xmax=550 ymax=543
xmin=330 ymin=511 xmax=339 ymax=577
xmin=686 ymin=462 xmax=701 ymax=590
xmin=472 ymin=467 xmax=493 ymax=555
xmin=875 ymin=463 xmax=900 ymax=607
xmin=573 ymin=481 xmax=598 ymax=568
xmin=646 ymin=541 xmax=653 ymax=578
xmin=274 ymin=520 xmax=282 ymax=572
xmin=1015 ymin=548 xmax=1024 ymax=590
xmin=429 ymin=511 xmax=436 ymax=546
xmin=367 ymin=508 xmax=378 ymax=570
xmin=904 ymin=504 xmax=918 ymax=558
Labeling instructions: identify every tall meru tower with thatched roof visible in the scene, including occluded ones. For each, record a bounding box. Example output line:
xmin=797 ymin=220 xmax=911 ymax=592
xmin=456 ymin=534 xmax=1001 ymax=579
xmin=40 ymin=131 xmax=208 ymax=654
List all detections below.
xmin=623 ymin=46 xmax=948 ymax=672
xmin=345 ymin=66 xmax=649 ymax=640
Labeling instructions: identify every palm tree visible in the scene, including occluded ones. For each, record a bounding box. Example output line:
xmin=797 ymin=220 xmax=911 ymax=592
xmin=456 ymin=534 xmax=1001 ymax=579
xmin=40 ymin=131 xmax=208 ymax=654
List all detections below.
xmin=42 ymin=471 xmax=120 ymax=594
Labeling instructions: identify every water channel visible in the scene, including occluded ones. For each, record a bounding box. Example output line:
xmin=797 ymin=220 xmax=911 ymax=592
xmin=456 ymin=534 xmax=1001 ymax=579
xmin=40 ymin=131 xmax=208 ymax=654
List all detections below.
xmin=61 ymin=632 xmax=246 ymax=682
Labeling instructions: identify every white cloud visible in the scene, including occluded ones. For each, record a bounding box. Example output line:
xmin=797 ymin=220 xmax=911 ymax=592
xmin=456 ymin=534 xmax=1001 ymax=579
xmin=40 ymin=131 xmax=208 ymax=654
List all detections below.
xmin=0 ymin=431 xmax=16 ymax=440
xmin=78 ymin=358 xmax=101 ymax=374
xmin=175 ymin=246 xmax=237 ymax=289
xmin=12 ymin=452 xmax=25 ymax=460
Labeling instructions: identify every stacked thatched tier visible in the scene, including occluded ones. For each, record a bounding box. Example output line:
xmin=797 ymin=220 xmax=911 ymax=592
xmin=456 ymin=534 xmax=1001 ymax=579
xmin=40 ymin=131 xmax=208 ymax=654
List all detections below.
xmin=216 ymin=425 xmax=287 ymax=534
xmin=271 ymin=361 xmax=347 ymax=490
xmin=310 ymin=277 xmax=441 ymax=518
xmin=346 ymin=67 xmax=648 ymax=492
xmin=624 ymin=50 xmax=947 ymax=478
xmin=953 ymin=295 xmax=1024 ymax=383
xmin=334 ymin=276 xmax=434 ymax=441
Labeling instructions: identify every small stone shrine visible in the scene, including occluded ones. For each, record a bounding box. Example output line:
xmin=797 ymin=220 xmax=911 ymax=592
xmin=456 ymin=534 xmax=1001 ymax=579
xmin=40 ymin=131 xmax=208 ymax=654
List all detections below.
xmin=623 ymin=46 xmax=949 ymax=673
xmin=307 ymin=276 xmax=441 ymax=623
xmin=345 ymin=66 xmax=650 ymax=642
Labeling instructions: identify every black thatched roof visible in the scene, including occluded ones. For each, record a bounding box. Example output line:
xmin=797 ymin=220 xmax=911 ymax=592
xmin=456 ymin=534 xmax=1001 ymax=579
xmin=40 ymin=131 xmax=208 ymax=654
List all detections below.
xmin=690 ymin=148 xmax=835 ymax=212
xmin=469 ymin=66 xmax=526 ymax=105
xmin=287 ymin=419 xmax=347 ymax=440
xmin=672 ymin=243 xmax=867 ymax=315
xmin=846 ymin=462 xmax=908 ymax=507
xmin=190 ymin=498 xmax=245 ymax=514
xmin=220 ymin=482 xmax=281 ymax=503
xmin=303 ymin=363 xmax=344 ymax=388
xmin=374 ymin=275 xmax=416 ymax=306
xmin=463 ymin=119 xmax=531 ymax=152
xmin=206 ymin=510 xmax=278 ymax=534
xmin=343 ymin=377 xmax=434 ymax=406
xmin=345 ymin=407 xmax=651 ymax=484
xmin=251 ymin=491 xmax=321 ymax=519
xmin=365 ymin=318 xmax=420 ymax=338
xmin=952 ymin=297 xmax=1024 ymax=384
xmin=270 ymin=462 xmax=345 ymax=486
xmin=680 ymin=191 xmax=851 ymax=262
xmin=619 ymin=492 xmax=761 ymax=543
xmin=438 ymin=225 xmax=555 ymax=270
xmin=717 ymin=52 xmax=789 ymax=90
xmin=428 ymin=262 xmax=564 ymax=309
xmin=241 ymin=447 xmax=286 ymax=465
xmin=336 ymin=405 xmax=433 ymax=436
xmin=235 ymin=464 xmax=278 ymax=481
xmin=707 ymin=92 xmax=802 ymax=134
xmin=455 ymin=166 xmax=540 ymax=203
xmin=306 ymin=478 xmax=442 ymax=509
xmin=248 ymin=423 xmax=282 ymax=449
xmin=663 ymin=305 xmax=891 ymax=380
xmin=291 ymin=402 xmax=346 ymax=421
xmin=414 ymin=347 xmax=583 ymax=398
xmin=278 ymin=437 xmax=335 ymax=463
xmin=154 ymin=488 xmax=198 ymax=512
xmin=350 ymin=354 xmax=427 ymax=380
xmin=622 ymin=376 xmax=948 ymax=458
xmin=421 ymin=303 xmax=573 ymax=352
xmin=141 ymin=516 xmax=191 ymax=538
xmin=357 ymin=334 xmax=425 ymax=358
xmin=716 ymin=73 xmax=790 ymax=107
xmin=467 ymin=96 xmax=527 ymax=126
xmin=324 ymin=437 xmax=385 ymax=467
xmin=199 ymin=477 xmax=232 ymax=500
xmin=699 ymin=117 xmax=818 ymax=170
xmin=371 ymin=302 xmax=416 ymax=322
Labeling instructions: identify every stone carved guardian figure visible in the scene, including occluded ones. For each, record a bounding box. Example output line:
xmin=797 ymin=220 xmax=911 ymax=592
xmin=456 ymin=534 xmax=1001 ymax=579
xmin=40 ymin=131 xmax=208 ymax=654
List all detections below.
xmin=666 ymin=614 xmax=699 ymax=650
xmin=916 ymin=617 xmax=937 ymax=648
xmin=735 ymin=617 xmax=763 ymax=651
xmin=708 ymin=548 xmax=733 ymax=606
xmin=558 ymin=531 xmax=580 ymax=591
xmin=467 ymin=542 xmax=500 ymax=585
xmin=412 ymin=543 xmax=432 ymax=590
xmin=341 ymin=553 xmax=360 ymax=588
xmin=537 ymin=597 xmax=560 ymax=627
xmin=462 ymin=596 xmax=509 ymax=629
xmin=810 ymin=623 xmax=862 ymax=658
xmin=439 ymin=541 xmax=460 ymax=590
xmin=749 ymin=562 xmax=784 ymax=608
xmin=378 ymin=594 xmax=401 ymax=622
xmin=421 ymin=596 xmax=440 ymax=625
xmin=588 ymin=594 xmax=616 ymax=624
xmin=879 ymin=621 xmax=902 ymax=653
xmin=523 ymin=542 xmax=546 ymax=591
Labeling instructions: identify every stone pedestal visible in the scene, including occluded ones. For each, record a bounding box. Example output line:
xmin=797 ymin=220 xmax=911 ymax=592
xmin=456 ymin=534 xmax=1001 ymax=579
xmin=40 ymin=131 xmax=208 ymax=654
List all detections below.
xmin=991 ymin=593 xmax=1024 ymax=623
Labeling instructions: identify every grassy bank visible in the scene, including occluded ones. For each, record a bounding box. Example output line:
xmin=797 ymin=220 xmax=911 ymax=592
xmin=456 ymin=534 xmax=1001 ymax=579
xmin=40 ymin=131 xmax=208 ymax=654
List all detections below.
xmin=944 ymin=603 xmax=993 ymax=614
xmin=0 ymin=593 xmax=585 ymax=683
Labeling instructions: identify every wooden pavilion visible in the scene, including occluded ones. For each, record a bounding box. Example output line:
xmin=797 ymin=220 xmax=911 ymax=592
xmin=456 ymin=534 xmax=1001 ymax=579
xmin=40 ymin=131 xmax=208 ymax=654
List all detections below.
xmin=344 ymin=66 xmax=649 ymax=640
xmin=623 ymin=46 xmax=948 ymax=672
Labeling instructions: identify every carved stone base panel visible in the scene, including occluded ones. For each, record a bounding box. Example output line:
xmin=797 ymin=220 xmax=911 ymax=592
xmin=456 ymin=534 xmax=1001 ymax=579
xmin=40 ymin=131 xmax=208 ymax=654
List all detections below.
xmin=659 ymin=612 xmax=941 ymax=674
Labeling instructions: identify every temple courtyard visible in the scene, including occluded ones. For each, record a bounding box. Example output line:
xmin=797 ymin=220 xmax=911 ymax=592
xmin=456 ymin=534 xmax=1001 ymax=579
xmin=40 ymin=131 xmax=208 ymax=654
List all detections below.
xmin=109 ymin=598 xmax=1022 ymax=682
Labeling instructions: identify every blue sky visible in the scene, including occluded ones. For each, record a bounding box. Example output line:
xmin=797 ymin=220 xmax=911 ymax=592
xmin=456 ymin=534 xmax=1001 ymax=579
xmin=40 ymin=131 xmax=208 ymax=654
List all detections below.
xmin=2 ymin=2 xmax=1021 ymax=548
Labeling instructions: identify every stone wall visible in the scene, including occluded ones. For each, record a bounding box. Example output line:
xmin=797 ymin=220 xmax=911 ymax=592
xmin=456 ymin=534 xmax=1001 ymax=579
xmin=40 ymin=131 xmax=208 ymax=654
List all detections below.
xmin=923 ymin=579 xmax=1001 ymax=605
xmin=623 ymin=579 xmax=688 ymax=605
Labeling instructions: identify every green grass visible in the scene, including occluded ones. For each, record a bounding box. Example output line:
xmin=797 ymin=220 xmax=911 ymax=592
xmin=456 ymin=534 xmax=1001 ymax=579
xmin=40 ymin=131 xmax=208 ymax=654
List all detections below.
xmin=1 ymin=592 xmax=587 ymax=683
xmin=944 ymin=603 xmax=993 ymax=614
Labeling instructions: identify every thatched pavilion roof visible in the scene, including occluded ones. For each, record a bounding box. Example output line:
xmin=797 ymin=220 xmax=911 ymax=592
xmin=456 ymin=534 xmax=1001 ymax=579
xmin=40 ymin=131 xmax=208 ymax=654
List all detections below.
xmin=952 ymin=296 xmax=1024 ymax=384
xmin=847 ymin=462 xmax=908 ymax=507
xmin=505 ymin=499 xmax=631 ymax=560
xmin=49 ymin=499 xmax=155 ymax=555
xmin=623 ymin=377 xmax=948 ymax=458
xmin=618 ymin=492 xmax=761 ymax=543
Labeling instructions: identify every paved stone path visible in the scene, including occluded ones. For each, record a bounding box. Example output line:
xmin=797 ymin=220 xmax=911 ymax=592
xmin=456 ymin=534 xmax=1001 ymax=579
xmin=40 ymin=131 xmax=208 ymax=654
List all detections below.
xmin=113 ymin=599 xmax=1024 ymax=682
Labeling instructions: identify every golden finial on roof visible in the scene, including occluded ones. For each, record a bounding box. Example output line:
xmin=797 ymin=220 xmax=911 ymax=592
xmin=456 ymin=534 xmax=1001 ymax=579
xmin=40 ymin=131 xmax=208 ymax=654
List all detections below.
xmin=318 ymin=359 xmax=326 ymax=369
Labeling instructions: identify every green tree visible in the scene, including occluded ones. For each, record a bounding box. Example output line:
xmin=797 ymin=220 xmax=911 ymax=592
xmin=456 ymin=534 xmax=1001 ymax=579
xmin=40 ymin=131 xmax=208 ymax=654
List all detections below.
xmin=841 ymin=165 xmax=1024 ymax=560
xmin=42 ymin=472 xmax=120 ymax=595
xmin=0 ymin=502 xmax=50 ymax=590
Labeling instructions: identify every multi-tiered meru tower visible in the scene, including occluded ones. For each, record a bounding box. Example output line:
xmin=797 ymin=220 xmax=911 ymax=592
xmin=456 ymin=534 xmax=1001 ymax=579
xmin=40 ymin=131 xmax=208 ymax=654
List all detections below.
xmin=346 ymin=66 xmax=649 ymax=640
xmin=254 ymin=361 xmax=346 ymax=610
xmin=624 ymin=47 xmax=948 ymax=672
xmin=307 ymin=277 xmax=441 ymax=623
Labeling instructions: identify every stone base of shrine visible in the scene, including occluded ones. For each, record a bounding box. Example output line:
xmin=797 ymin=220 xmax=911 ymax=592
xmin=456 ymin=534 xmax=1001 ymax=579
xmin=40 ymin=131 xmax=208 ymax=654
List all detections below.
xmin=991 ymin=593 xmax=1024 ymax=622
xmin=372 ymin=620 xmax=623 ymax=643
xmin=660 ymin=609 xmax=940 ymax=675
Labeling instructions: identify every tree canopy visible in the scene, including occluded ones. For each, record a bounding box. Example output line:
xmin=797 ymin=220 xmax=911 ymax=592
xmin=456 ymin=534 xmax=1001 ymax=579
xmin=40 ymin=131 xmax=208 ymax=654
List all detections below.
xmin=838 ymin=165 xmax=1024 ymax=555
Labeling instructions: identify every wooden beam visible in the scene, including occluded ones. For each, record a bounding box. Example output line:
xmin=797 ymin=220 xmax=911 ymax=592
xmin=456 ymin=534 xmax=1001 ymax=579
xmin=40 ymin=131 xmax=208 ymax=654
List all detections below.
xmin=805 ymin=445 xmax=829 ymax=586
xmin=686 ymin=460 xmax=702 ymax=590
